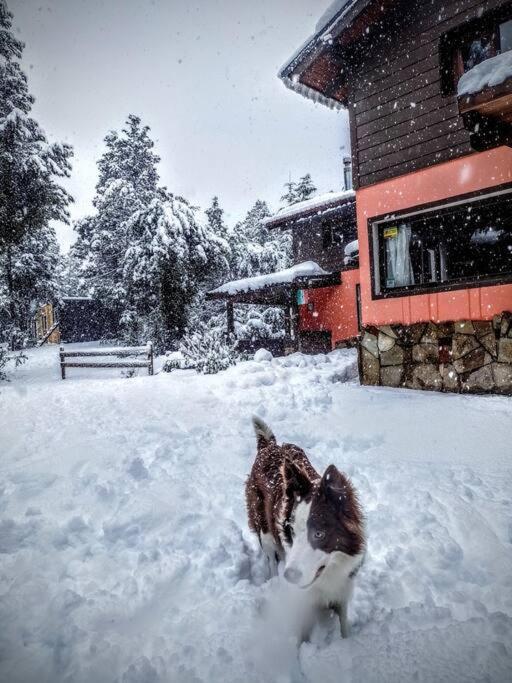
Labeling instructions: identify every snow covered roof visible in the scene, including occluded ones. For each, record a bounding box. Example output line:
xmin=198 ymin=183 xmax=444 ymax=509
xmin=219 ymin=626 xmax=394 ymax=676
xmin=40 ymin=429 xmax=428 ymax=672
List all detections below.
xmin=279 ymin=0 xmax=372 ymax=108
xmin=264 ymin=190 xmax=355 ymax=229
xmin=457 ymin=51 xmax=512 ymax=96
xmin=208 ymin=261 xmax=331 ymax=298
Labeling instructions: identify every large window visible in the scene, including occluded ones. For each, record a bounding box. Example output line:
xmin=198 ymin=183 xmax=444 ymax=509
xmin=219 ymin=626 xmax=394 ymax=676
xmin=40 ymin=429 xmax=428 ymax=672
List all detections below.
xmin=371 ymin=190 xmax=512 ymax=297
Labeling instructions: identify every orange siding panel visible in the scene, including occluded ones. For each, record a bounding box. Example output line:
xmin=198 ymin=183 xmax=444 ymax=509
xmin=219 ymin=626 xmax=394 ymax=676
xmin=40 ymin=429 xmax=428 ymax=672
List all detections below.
xmin=357 ymin=147 xmax=512 ymax=325
xmin=299 ymin=269 xmax=361 ymax=348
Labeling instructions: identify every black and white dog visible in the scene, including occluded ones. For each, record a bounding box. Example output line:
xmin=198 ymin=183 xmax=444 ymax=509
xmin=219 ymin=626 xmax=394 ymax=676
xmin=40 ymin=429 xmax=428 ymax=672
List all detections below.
xmin=246 ymin=417 xmax=365 ymax=638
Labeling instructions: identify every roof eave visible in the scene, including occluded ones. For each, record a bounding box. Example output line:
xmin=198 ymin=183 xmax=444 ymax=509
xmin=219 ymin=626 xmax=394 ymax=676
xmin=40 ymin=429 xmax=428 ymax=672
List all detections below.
xmin=279 ymin=0 xmax=373 ymax=108
xmin=265 ymin=196 xmax=355 ymax=230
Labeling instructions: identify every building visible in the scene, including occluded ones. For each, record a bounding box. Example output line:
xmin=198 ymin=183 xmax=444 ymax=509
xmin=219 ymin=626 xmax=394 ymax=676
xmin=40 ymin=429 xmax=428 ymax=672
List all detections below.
xmin=280 ymin=0 xmax=512 ymax=394
xmin=33 ymin=297 xmax=112 ymax=345
xmin=34 ymin=302 xmax=60 ymax=345
xmin=207 ymin=191 xmax=360 ymax=354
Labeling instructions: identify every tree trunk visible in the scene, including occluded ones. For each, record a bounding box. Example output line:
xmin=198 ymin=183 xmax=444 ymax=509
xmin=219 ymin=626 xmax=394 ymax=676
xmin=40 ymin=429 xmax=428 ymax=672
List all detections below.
xmin=5 ymin=244 xmax=18 ymax=351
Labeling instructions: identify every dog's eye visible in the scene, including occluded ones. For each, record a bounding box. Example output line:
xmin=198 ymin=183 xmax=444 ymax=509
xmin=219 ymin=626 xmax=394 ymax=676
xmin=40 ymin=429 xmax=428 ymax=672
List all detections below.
xmin=314 ymin=530 xmax=325 ymax=540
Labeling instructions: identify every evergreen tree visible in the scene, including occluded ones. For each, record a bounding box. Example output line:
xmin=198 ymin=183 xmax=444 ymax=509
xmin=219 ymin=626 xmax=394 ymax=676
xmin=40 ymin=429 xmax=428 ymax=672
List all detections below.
xmin=205 ymin=196 xmax=228 ymax=242
xmin=229 ymin=200 xmax=291 ymax=279
xmin=73 ymin=115 xmax=160 ymax=323
xmin=0 ymin=0 xmax=72 ymax=347
xmin=280 ymin=180 xmax=298 ymax=206
xmin=294 ymin=173 xmax=317 ymax=202
xmin=73 ymin=115 xmax=231 ymax=349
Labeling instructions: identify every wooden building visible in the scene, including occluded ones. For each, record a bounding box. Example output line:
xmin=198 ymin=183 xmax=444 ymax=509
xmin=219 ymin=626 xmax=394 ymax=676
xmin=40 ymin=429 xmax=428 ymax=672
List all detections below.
xmin=34 ymin=303 xmax=60 ymax=345
xmin=207 ymin=191 xmax=360 ymax=354
xmin=280 ymin=0 xmax=512 ymax=393
xmin=33 ymin=297 xmax=112 ymax=345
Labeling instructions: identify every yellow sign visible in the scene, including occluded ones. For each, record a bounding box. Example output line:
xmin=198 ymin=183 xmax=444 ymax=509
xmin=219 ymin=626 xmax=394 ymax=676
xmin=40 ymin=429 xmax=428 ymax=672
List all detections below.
xmin=383 ymin=226 xmax=398 ymax=239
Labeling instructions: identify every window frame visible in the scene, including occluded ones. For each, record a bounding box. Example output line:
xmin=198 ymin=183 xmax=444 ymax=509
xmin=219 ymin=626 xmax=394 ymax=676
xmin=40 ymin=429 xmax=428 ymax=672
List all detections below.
xmin=368 ymin=183 xmax=512 ymax=300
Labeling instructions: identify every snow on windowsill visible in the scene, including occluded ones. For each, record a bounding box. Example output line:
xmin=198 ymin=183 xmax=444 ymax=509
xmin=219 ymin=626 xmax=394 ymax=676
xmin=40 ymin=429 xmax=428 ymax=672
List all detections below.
xmin=457 ymin=50 xmax=512 ymax=96
xmin=210 ymin=261 xmax=329 ymax=296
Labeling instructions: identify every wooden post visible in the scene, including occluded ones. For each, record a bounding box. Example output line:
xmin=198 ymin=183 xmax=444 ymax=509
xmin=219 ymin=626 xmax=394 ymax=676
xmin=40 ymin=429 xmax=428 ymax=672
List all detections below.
xmin=227 ymin=301 xmax=235 ymax=336
xmin=148 ymin=342 xmax=154 ymax=376
xmin=60 ymin=346 xmax=66 ymax=380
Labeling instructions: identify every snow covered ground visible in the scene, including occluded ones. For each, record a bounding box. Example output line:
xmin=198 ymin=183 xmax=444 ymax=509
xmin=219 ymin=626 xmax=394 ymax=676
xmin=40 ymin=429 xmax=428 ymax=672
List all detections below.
xmin=1 ymin=344 xmax=512 ymax=683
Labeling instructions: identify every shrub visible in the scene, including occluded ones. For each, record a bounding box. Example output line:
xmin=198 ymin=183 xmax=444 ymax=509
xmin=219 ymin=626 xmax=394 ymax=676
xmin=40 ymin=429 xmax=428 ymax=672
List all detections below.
xmin=179 ymin=325 xmax=239 ymax=375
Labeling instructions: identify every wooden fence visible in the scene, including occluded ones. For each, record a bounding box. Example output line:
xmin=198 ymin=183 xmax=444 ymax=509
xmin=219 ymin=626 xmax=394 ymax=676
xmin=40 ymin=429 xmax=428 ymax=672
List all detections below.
xmin=59 ymin=343 xmax=154 ymax=379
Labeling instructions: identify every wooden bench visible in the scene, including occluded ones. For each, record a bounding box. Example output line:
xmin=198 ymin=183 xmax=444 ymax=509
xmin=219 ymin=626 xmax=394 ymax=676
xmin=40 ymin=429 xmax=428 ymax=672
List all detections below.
xmin=59 ymin=344 xmax=154 ymax=379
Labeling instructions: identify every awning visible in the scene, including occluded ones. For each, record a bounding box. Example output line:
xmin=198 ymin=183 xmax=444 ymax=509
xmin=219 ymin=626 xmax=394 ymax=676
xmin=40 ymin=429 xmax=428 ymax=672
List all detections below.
xmin=206 ymin=261 xmax=341 ymax=305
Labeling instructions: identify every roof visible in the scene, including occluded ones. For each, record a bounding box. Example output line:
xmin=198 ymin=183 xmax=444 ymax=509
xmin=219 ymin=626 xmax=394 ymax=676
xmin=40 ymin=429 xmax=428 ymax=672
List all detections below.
xmin=206 ymin=261 xmax=341 ymax=304
xmin=279 ymin=0 xmax=384 ymax=109
xmin=264 ymin=190 xmax=355 ymax=229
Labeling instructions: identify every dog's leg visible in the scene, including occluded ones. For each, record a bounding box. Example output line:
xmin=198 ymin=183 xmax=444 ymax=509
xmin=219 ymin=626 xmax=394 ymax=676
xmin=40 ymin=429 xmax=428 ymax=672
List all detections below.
xmin=260 ymin=532 xmax=279 ymax=578
xmin=332 ymin=602 xmax=350 ymax=638
xmin=335 ymin=602 xmax=350 ymax=638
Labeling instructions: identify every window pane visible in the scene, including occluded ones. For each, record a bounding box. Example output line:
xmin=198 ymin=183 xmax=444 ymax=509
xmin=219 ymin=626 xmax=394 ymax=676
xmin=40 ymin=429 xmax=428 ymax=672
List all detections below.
xmin=378 ymin=194 xmax=512 ymax=293
xmin=461 ymin=35 xmax=495 ymax=71
xmin=500 ymin=19 xmax=512 ymax=52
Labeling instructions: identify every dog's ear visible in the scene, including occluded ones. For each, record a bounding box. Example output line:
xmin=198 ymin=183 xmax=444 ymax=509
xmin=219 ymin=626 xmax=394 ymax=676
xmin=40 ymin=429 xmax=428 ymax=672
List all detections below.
xmin=320 ymin=464 xmax=348 ymax=505
xmin=284 ymin=459 xmax=313 ymax=499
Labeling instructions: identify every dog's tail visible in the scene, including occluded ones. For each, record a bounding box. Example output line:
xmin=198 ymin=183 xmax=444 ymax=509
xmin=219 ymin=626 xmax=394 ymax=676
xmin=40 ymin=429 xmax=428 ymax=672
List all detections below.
xmin=252 ymin=416 xmax=276 ymax=449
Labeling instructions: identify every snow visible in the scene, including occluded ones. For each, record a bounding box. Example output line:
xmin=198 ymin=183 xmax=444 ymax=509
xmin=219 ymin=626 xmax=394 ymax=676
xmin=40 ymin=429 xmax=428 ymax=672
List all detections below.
xmin=1 ymin=344 xmax=512 ymax=682
xmin=210 ymin=261 xmax=329 ymax=296
xmin=315 ymin=0 xmax=358 ymax=33
xmin=263 ymin=190 xmax=355 ymax=226
xmin=457 ymin=50 xmax=512 ymax=96
xmin=253 ymin=348 xmax=273 ymax=362
xmin=344 ymin=239 xmax=358 ymax=257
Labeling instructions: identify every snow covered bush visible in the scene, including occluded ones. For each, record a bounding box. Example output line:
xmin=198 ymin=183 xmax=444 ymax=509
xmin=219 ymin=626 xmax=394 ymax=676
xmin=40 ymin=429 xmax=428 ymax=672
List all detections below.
xmin=179 ymin=324 xmax=240 ymax=374
xmin=162 ymin=351 xmax=195 ymax=373
xmin=0 ymin=346 xmax=26 ymax=381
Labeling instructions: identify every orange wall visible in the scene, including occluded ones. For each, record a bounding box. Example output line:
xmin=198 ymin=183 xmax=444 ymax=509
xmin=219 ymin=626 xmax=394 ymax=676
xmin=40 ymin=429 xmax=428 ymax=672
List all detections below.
xmin=299 ymin=268 xmax=360 ymax=347
xmin=357 ymin=146 xmax=512 ymax=326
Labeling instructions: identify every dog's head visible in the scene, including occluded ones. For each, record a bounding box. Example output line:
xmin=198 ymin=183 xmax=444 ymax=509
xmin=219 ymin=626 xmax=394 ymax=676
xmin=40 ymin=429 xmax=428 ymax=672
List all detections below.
xmin=283 ymin=462 xmax=364 ymax=589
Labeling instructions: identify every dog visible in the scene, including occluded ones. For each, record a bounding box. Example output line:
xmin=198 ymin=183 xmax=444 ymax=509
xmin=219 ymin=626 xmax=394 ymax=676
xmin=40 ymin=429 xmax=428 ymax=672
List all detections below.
xmin=245 ymin=416 xmax=365 ymax=638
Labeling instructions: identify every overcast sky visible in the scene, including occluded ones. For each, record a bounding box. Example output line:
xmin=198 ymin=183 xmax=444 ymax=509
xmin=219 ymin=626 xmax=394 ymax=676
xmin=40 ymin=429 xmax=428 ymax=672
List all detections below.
xmin=10 ymin=0 xmax=349 ymax=251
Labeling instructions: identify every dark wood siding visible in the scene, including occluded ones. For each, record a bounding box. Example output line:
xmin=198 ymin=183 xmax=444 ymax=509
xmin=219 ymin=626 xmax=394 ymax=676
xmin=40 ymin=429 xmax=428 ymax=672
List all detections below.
xmin=347 ymin=0 xmax=509 ymax=188
xmin=292 ymin=215 xmax=357 ymax=272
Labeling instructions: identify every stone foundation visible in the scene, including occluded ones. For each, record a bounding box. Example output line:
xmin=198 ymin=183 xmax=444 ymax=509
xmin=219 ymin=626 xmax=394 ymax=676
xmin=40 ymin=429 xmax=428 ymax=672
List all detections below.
xmin=359 ymin=311 xmax=512 ymax=395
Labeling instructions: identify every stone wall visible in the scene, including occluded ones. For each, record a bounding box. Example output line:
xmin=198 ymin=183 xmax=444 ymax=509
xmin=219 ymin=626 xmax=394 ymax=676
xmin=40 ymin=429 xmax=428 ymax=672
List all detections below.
xmin=359 ymin=311 xmax=512 ymax=395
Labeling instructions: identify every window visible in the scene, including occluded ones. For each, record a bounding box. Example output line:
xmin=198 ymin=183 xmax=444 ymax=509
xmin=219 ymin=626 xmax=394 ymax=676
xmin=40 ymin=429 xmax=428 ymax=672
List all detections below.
xmin=322 ymin=222 xmax=345 ymax=249
xmin=371 ymin=190 xmax=512 ymax=297
xmin=441 ymin=6 xmax=512 ymax=94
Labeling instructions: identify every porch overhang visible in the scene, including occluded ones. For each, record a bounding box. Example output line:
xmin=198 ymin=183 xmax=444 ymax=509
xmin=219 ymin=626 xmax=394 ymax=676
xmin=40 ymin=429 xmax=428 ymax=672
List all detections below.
xmin=206 ymin=263 xmax=341 ymax=306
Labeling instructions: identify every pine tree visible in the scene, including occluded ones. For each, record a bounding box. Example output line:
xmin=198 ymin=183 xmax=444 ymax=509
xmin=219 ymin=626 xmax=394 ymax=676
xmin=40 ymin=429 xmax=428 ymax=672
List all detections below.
xmin=229 ymin=200 xmax=291 ymax=279
xmin=0 ymin=0 xmax=72 ymax=347
xmin=205 ymin=196 xmax=228 ymax=242
xmin=73 ymin=115 xmax=161 ymax=325
xmin=280 ymin=180 xmax=298 ymax=206
xmin=294 ymin=173 xmax=317 ymax=202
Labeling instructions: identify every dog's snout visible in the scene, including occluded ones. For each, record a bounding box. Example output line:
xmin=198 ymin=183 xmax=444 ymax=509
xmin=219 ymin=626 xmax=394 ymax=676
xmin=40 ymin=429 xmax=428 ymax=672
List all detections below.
xmin=284 ymin=567 xmax=302 ymax=584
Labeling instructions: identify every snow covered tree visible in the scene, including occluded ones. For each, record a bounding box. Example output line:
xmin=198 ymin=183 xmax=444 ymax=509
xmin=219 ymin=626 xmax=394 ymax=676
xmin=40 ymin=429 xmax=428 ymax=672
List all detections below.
xmin=122 ymin=194 xmax=202 ymax=348
xmin=229 ymin=200 xmax=291 ymax=279
xmin=294 ymin=173 xmax=317 ymax=202
xmin=280 ymin=180 xmax=298 ymax=206
xmin=279 ymin=174 xmax=317 ymax=207
xmin=0 ymin=0 xmax=72 ymax=347
xmin=224 ymin=200 xmax=292 ymax=344
xmin=73 ymin=115 xmax=160 ymax=325
xmin=205 ymin=196 xmax=228 ymax=242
